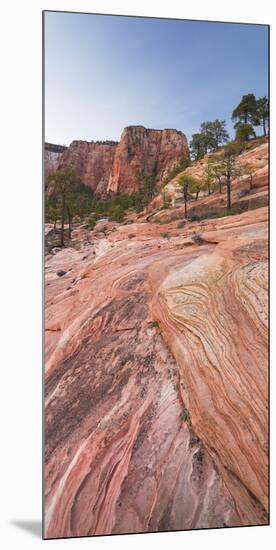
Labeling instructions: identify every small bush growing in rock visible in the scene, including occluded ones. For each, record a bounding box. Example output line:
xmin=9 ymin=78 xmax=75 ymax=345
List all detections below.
xmin=177 ymin=221 xmax=185 ymax=228
xmin=194 ymin=448 xmax=204 ymax=463
xmin=160 ymin=232 xmax=171 ymax=238
xmin=181 ymin=407 xmax=192 ymax=427
xmin=149 ymin=320 xmax=160 ymax=330
xmin=84 ymin=215 xmax=97 ymax=229
xmin=192 ymin=233 xmax=204 ymax=245
xmin=209 ymin=207 xmax=242 ymax=219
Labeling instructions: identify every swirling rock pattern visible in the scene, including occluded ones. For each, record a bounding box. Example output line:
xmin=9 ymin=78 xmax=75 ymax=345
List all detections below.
xmin=45 ymin=206 xmax=268 ymax=538
xmin=153 ymin=216 xmax=268 ymax=523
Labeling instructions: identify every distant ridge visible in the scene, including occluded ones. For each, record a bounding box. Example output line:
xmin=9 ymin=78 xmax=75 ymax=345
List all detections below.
xmin=45 ymin=142 xmax=68 ymax=153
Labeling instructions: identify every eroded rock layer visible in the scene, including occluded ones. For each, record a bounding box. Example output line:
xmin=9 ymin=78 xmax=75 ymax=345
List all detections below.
xmin=153 ymin=221 xmax=268 ymax=522
xmin=45 ymin=206 xmax=268 ymax=538
xmin=44 ymin=126 xmax=189 ymax=196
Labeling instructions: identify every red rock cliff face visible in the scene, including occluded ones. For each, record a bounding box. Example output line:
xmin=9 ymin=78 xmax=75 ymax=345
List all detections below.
xmin=45 ymin=126 xmax=189 ymax=196
xmin=107 ymin=126 xmax=190 ymax=194
xmin=57 ymin=141 xmax=118 ymax=195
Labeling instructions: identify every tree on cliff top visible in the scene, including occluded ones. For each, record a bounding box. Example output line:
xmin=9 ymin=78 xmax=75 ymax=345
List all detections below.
xmin=200 ymin=120 xmax=229 ymax=151
xmin=190 ymin=133 xmax=206 ymax=161
xmin=232 ymin=93 xmax=258 ymax=126
xmin=235 ymin=122 xmax=256 ymax=142
xmin=190 ymin=120 xmax=229 ymax=160
xmin=256 ymin=97 xmax=269 ymax=136
xmin=232 ymin=93 xmax=269 ymax=137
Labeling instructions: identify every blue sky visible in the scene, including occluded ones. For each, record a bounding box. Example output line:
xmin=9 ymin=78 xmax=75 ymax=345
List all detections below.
xmin=44 ymin=12 xmax=268 ymax=146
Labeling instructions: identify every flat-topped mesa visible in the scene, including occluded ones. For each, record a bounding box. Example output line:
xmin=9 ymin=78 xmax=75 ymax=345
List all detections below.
xmin=107 ymin=125 xmax=190 ymax=194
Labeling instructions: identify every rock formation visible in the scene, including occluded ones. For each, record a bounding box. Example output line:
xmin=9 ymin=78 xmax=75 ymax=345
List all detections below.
xmin=44 ymin=126 xmax=189 ymax=196
xmin=153 ymin=213 xmax=268 ymax=521
xmin=57 ymin=140 xmax=118 ymax=194
xmin=107 ymin=126 xmax=189 ymax=194
xmin=45 ymin=201 xmax=268 ymax=537
xmin=44 ymin=143 xmax=67 ymax=183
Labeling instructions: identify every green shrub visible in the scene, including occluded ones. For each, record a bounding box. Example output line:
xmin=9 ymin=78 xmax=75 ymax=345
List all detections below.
xmin=108 ymin=204 xmax=125 ymax=222
xmin=189 ymin=214 xmax=201 ymax=222
xmin=148 ymin=320 xmax=160 ymax=329
xmin=192 ymin=233 xmax=204 ymax=245
xmin=194 ymin=448 xmax=204 ymax=463
xmin=84 ymin=215 xmax=97 ymax=229
xmin=208 ymin=206 xmax=242 ymax=219
xmin=181 ymin=407 xmax=192 ymax=427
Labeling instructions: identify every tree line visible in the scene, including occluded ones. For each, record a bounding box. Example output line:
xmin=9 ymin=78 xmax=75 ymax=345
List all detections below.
xmin=45 ymin=168 xmax=157 ymax=247
xmin=190 ymin=93 xmax=269 ymax=160
xmin=175 ymin=141 xmax=256 ymax=218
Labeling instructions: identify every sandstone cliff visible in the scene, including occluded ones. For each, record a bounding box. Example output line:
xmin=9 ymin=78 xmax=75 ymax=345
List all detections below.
xmin=107 ymin=126 xmax=189 ymax=194
xmin=57 ymin=140 xmax=118 ymax=194
xmin=44 ymin=126 xmax=189 ymax=196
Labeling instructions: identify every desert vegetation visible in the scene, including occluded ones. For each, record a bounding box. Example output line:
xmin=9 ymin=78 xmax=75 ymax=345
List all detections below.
xmin=189 ymin=94 xmax=269 ymax=161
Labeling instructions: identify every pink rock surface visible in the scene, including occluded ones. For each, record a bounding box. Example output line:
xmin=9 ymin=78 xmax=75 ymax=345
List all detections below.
xmin=153 ymin=140 xmax=268 ymax=222
xmin=45 ymin=205 xmax=268 ymax=538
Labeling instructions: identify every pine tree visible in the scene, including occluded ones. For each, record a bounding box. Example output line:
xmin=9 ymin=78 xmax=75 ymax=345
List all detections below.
xmin=232 ymin=93 xmax=258 ymax=125
xmin=177 ymin=174 xmax=200 ymax=218
xmin=215 ymin=143 xmax=242 ymax=211
xmin=256 ymin=97 xmax=269 ymax=136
